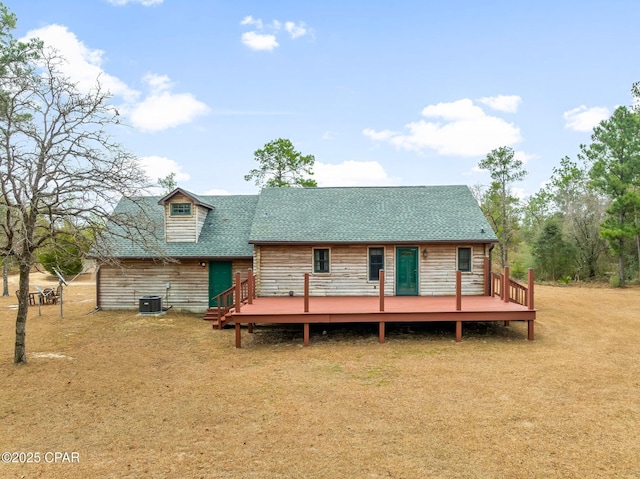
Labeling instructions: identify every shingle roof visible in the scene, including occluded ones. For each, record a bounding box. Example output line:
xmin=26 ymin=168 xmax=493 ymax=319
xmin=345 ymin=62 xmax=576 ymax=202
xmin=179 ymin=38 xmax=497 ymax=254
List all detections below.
xmin=249 ymin=185 xmax=497 ymax=244
xmin=104 ymin=194 xmax=258 ymax=258
xmin=103 ymin=185 xmax=496 ymax=259
xmin=157 ymin=187 xmax=215 ymax=209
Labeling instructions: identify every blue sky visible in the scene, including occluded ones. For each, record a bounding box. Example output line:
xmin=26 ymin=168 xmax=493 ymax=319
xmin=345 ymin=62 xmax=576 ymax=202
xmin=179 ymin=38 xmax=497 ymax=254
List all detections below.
xmin=7 ymin=0 xmax=640 ymax=197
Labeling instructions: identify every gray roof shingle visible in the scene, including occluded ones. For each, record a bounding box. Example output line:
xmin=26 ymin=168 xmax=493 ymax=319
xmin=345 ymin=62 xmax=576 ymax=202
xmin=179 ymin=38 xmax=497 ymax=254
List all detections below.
xmin=249 ymin=185 xmax=497 ymax=244
xmin=103 ymin=185 xmax=496 ymax=259
xmin=104 ymin=194 xmax=258 ymax=258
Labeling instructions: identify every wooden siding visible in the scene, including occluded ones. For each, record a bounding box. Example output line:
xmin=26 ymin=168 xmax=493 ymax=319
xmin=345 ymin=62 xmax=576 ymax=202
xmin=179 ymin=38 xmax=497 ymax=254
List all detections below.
xmin=98 ymin=258 xmax=250 ymax=313
xmin=421 ymin=244 xmax=486 ymax=296
xmin=195 ymin=204 xmax=208 ymax=241
xmin=164 ymin=193 xmax=198 ymax=243
xmin=258 ymin=244 xmax=487 ymax=297
xmin=233 ymin=259 xmax=253 ymax=282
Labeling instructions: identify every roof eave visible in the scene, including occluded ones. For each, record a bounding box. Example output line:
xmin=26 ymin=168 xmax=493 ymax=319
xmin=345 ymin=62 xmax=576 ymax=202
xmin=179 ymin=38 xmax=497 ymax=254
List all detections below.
xmin=157 ymin=187 xmax=215 ymax=209
xmin=249 ymin=239 xmax=498 ymax=245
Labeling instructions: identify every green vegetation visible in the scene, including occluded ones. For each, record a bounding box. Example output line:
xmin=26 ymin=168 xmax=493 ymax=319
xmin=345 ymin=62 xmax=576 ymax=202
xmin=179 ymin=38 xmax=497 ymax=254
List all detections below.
xmin=245 ymin=138 xmax=317 ymax=188
xmin=479 ymin=87 xmax=640 ymax=286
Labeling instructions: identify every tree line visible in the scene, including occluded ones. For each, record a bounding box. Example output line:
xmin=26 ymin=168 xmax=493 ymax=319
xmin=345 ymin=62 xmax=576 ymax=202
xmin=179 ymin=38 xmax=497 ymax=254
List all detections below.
xmin=475 ymin=91 xmax=640 ymax=287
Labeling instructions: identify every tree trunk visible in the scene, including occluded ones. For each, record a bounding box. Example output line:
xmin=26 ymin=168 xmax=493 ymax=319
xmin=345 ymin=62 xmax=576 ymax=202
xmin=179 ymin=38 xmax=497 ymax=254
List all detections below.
xmin=637 ymin=235 xmax=640 ymax=281
xmin=14 ymin=262 xmax=30 ymax=364
xmin=618 ymin=237 xmax=625 ymax=287
xmin=2 ymin=260 xmax=8 ymax=297
xmin=502 ymin=186 xmax=508 ymax=268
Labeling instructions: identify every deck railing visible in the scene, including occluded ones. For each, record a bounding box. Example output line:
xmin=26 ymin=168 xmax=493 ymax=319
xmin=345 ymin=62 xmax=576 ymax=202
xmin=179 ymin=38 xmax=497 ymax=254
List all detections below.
xmin=492 ymin=267 xmax=534 ymax=309
xmin=211 ymin=270 xmax=256 ymax=326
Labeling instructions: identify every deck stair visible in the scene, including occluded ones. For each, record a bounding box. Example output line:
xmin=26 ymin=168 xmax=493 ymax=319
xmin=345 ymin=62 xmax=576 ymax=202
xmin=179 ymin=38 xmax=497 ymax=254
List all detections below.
xmin=203 ymin=308 xmax=234 ymax=328
xmin=203 ymin=271 xmax=256 ymax=329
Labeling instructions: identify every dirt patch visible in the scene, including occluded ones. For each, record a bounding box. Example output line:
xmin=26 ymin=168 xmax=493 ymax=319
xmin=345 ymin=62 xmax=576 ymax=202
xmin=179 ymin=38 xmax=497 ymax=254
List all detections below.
xmin=0 ymin=278 xmax=639 ymax=478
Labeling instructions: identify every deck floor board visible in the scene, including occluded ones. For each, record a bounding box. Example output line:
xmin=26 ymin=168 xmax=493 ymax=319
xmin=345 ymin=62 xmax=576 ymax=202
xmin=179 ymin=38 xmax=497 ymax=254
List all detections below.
xmin=230 ymin=295 xmax=536 ymax=347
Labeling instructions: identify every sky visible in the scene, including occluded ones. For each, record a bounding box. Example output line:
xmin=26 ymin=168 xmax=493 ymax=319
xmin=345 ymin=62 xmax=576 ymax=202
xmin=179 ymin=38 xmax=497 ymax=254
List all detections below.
xmin=6 ymin=0 xmax=640 ymax=197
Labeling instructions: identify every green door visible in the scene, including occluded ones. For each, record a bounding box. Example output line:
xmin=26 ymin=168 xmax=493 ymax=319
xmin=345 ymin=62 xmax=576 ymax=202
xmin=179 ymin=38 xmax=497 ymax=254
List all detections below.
xmin=208 ymin=261 xmax=232 ymax=307
xmin=396 ymin=247 xmax=418 ymax=295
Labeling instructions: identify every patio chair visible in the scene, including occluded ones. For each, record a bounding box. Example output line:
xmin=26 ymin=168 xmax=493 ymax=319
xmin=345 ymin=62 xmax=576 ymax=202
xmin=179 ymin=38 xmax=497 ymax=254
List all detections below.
xmin=15 ymin=290 xmax=40 ymax=305
xmin=41 ymin=287 xmax=58 ymax=304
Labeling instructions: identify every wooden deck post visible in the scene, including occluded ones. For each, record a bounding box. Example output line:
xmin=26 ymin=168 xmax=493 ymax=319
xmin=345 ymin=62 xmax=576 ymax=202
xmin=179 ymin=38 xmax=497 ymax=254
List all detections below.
xmin=503 ymin=267 xmax=510 ymax=303
xmin=235 ymin=272 xmax=242 ymax=313
xmin=484 ymin=257 xmax=490 ymax=296
xmin=247 ymin=269 xmax=253 ymax=304
xmin=455 ymin=321 xmax=462 ymax=342
xmin=528 ymin=268 xmax=535 ymax=310
xmin=456 ymin=270 xmax=462 ymax=311
xmin=304 ymin=273 xmax=309 ymax=313
xmin=528 ymin=320 xmax=534 ymax=341
xmin=303 ymin=323 xmax=310 ymax=346
xmin=235 ymin=322 xmax=241 ymax=348
xmin=379 ymin=270 xmax=385 ymax=312
xmin=379 ymin=322 xmax=385 ymax=343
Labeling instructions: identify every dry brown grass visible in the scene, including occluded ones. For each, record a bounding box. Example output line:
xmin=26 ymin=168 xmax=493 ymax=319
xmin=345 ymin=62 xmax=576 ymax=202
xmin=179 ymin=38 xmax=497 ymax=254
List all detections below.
xmin=1 ymin=273 xmax=639 ymax=478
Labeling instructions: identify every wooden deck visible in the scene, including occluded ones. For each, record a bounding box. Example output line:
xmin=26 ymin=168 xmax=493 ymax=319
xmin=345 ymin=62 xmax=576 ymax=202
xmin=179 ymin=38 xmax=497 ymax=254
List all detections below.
xmin=230 ymin=294 xmax=536 ymax=347
xmin=212 ymin=267 xmax=536 ymax=347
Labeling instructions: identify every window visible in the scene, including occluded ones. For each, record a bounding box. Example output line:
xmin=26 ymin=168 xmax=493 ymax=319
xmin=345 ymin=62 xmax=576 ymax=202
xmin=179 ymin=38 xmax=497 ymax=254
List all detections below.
xmin=313 ymin=248 xmax=330 ymax=273
xmin=170 ymin=203 xmax=192 ymax=216
xmin=368 ymin=247 xmax=384 ymax=281
xmin=457 ymin=247 xmax=472 ymax=272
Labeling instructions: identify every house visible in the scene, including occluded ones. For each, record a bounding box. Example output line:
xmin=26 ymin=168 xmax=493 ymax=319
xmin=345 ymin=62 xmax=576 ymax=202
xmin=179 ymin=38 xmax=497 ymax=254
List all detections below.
xmin=96 ymin=185 xmax=499 ymax=312
xmin=96 ymin=188 xmax=257 ymax=312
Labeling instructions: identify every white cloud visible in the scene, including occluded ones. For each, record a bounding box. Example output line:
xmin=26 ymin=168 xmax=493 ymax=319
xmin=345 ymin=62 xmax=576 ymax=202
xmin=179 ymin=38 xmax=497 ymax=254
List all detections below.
xmin=22 ymin=25 xmax=209 ymax=133
xmin=240 ymin=16 xmax=263 ymax=29
xmin=108 ymin=0 xmax=162 ymax=5
xmin=22 ymin=25 xmax=138 ymax=102
xmin=514 ymin=150 xmax=536 ymax=165
xmin=240 ymin=16 xmax=310 ymax=51
xmin=511 ymin=187 xmax=527 ymax=200
xmin=241 ymin=31 xmax=279 ymax=51
xmin=285 ymin=21 xmax=308 ymax=39
xmin=314 ymin=161 xmax=399 ymax=187
xmin=137 ymin=156 xmax=191 ymax=187
xmin=478 ymin=95 xmax=522 ymax=113
xmin=563 ymin=105 xmax=610 ymax=132
xmin=321 ymin=131 xmax=335 ymax=140
xmin=128 ymin=74 xmax=210 ymax=132
xmin=203 ymin=188 xmax=232 ymax=196
xmin=364 ymin=99 xmax=522 ymax=157
xmin=421 ymin=99 xmax=486 ymax=121
xmin=362 ymin=128 xmax=397 ymax=141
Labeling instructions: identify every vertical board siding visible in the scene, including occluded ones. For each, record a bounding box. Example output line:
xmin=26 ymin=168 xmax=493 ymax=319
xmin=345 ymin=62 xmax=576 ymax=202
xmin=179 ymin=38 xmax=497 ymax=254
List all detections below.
xmin=98 ymin=258 xmax=250 ymax=312
xmin=258 ymin=244 xmax=486 ymax=297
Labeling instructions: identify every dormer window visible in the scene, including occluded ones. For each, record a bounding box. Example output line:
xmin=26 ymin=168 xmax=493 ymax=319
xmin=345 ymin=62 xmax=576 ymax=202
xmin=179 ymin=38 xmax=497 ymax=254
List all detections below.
xmin=158 ymin=188 xmax=214 ymax=243
xmin=170 ymin=203 xmax=192 ymax=216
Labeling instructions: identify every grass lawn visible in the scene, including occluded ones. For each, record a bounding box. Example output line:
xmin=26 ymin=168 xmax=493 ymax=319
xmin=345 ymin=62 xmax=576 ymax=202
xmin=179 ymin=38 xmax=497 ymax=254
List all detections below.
xmin=1 ymin=273 xmax=639 ymax=478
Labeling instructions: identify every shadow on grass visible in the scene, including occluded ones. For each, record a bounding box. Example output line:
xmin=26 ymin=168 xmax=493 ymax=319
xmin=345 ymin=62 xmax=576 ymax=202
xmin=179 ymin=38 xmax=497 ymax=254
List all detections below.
xmin=246 ymin=321 xmax=528 ymax=346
